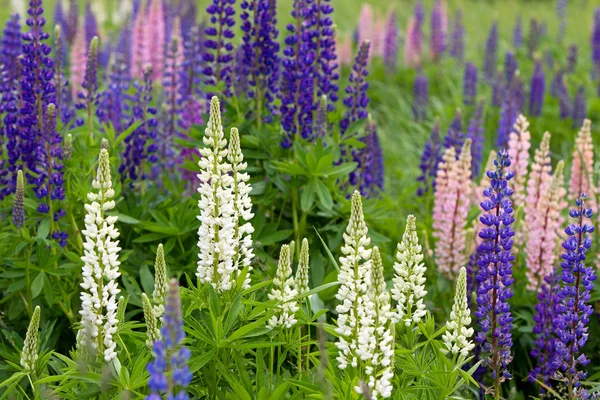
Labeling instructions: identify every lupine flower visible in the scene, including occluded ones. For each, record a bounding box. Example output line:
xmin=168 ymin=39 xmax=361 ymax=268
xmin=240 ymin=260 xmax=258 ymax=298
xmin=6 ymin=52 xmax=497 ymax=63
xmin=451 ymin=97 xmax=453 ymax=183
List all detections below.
xmin=53 ymin=0 xmax=64 ymax=35
xmin=12 ymin=170 xmax=25 ymax=229
xmin=504 ymin=52 xmax=517 ymax=86
xmin=483 ymin=23 xmax=498 ymax=82
xmin=572 ymin=86 xmax=586 ymax=128
xmin=84 ymin=1 xmax=98 ymax=45
xmin=556 ymin=0 xmax=567 ymax=41
xmin=295 ymin=238 xmax=310 ymax=296
xmin=475 ymin=149 xmax=515 ymax=393
xmin=568 ymin=119 xmax=597 ymax=212
xmin=412 ymin=70 xmax=428 ymax=121
xmin=414 ymin=0 xmax=425 ymax=26
xmin=506 ymin=115 xmax=531 ymax=210
xmin=97 ymin=56 xmax=131 ymax=134
xmin=593 ymin=9 xmax=600 ymax=77
xmin=147 ymin=279 xmax=192 ymax=400
xmin=120 ymin=65 xmax=158 ymax=183
xmin=349 ymin=116 xmax=385 ymax=198
xmin=131 ymin=4 xmax=148 ymax=79
xmin=63 ymin=0 xmax=78 ymax=44
xmin=383 ymin=9 xmax=399 ymax=70
xmin=196 ymin=97 xmax=236 ymax=292
xmin=566 ymin=44 xmax=577 ymax=74
xmin=340 ymin=41 xmax=371 ymax=136
xmin=430 ymin=0 xmax=446 ymax=61
xmin=79 ymin=149 xmax=121 ymax=362
xmin=553 ymin=73 xmax=572 ymax=119
xmin=2 ymin=14 xmax=21 ymax=81
xmin=391 ymin=214 xmax=427 ymax=326
xmin=180 ymin=25 xmax=205 ymax=99
xmin=53 ymin=25 xmax=71 ymax=124
xmin=335 ymin=191 xmax=372 ymax=370
xmin=527 ymin=18 xmax=542 ymax=57
xmin=70 ymin=21 xmax=87 ymax=99
xmin=463 ymin=62 xmax=478 ymax=105
xmin=529 ymin=59 xmax=545 ymax=117
xmin=417 ymin=118 xmax=441 ymax=196
xmin=467 ymin=100 xmax=485 ymax=177
xmin=142 ymin=293 xmax=161 ymax=348
xmin=160 ymin=33 xmax=184 ymax=167
xmin=433 ymin=140 xmax=472 ymax=279
xmin=523 ymin=132 xmax=552 ymax=237
xmin=442 ymin=267 xmax=475 ymax=358
xmin=450 ymin=9 xmax=464 ymax=62
xmin=473 ymin=150 xmax=496 ymax=210
xmin=513 ymin=16 xmax=523 ymax=48
xmin=20 ymin=306 xmax=41 ymax=373
xmin=227 ymin=128 xmax=255 ymax=289
xmin=553 ymin=195 xmax=596 ymax=398
xmin=76 ymin=36 xmax=99 ymax=129
xmin=404 ymin=17 xmax=422 ymax=69
xmin=203 ymin=0 xmax=236 ymax=98
xmin=268 ymin=244 xmax=299 ymax=329
xmin=525 ymin=160 xmax=564 ymax=291
xmin=146 ymin=0 xmax=166 ymax=81
xmin=529 ymin=269 xmax=560 ymax=390
xmin=443 ymin=108 xmax=464 ymax=153
xmin=491 ymin=71 xmax=504 ymax=107
xmin=496 ymin=78 xmax=523 ymax=148
xmin=356 ymin=4 xmax=374 ymax=52
xmin=336 ymin=32 xmax=353 ymax=66
xmin=153 ymin=244 xmax=168 ymax=318
xmin=544 ymin=49 xmax=555 ymax=71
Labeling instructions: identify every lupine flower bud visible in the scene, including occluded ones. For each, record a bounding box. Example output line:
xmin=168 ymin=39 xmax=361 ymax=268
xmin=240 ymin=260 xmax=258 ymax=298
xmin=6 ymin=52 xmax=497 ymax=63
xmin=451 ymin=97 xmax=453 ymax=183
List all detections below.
xmin=412 ymin=70 xmax=428 ymax=121
xmin=504 ymin=51 xmax=517 ymax=85
xmin=142 ymin=293 xmax=161 ymax=349
xmin=383 ymin=10 xmax=399 ymax=70
xmin=442 ymin=267 xmax=474 ymax=358
xmin=463 ymin=62 xmax=478 ymax=105
xmin=572 ymin=86 xmax=586 ymax=128
xmin=430 ymin=0 xmax=446 ymax=61
xmin=483 ymin=23 xmax=498 ymax=82
xmin=20 ymin=306 xmax=41 ymax=373
xmin=267 ymin=244 xmax=299 ymax=329
xmin=513 ymin=16 xmax=523 ymax=48
xmin=12 ymin=170 xmax=25 ymax=229
xmin=450 ymin=9 xmax=464 ymax=62
xmin=295 ymin=238 xmax=310 ymax=296
xmin=529 ymin=59 xmax=545 ymax=117
xmin=340 ymin=40 xmax=371 ymax=136
xmin=153 ymin=244 xmax=168 ymax=318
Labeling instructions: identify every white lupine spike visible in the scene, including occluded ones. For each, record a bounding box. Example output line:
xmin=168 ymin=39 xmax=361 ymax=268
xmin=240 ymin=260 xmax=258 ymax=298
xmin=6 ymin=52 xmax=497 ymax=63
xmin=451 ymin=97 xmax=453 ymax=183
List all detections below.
xmin=267 ymin=245 xmax=299 ymax=329
xmin=20 ymin=306 xmax=40 ymax=372
xmin=335 ymin=191 xmax=373 ymax=370
xmin=442 ymin=267 xmax=475 ymax=358
xmin=294 ymin=238 xmax=310 ymax=295
xmin=196 ymin=96 xmax=236 ymax=292
xmin=79 ymin=149 xmax=121 ymax=362
xmin=153 ymin=244 xmax=167 ymax=318
xmin=142 ymin=293 xmax=161 ymax=348
xmin=227 ymin=127 xmax=255 ymax=289
xmin=391 ymin=215 xmax=427 ymax=326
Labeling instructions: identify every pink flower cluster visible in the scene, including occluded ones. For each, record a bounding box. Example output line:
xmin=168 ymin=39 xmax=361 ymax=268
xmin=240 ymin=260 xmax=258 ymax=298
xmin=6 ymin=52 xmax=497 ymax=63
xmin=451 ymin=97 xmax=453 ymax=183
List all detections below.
xmin=132 ymin=0 xmax=166 ymax=80
xmin=507 ymin=114 xmax=531 ymax=211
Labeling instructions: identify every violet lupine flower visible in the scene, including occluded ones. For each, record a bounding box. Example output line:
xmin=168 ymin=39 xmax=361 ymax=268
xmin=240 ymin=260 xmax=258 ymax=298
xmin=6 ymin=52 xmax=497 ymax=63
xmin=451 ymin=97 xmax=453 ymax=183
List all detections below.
xmin=12 ymin=170 xmax=25 ymax=229
xmin=240 ymin=0 xmax=281 ymax=123
xmin=450 ymin=9 xmax=464 ymax=62
xmin=180 ymin=25 xmax=205 ymax=99
xmin=572 ymin=86 xmax=586 ymax=128
xmin=350 ymin=117 xmax=384 ymax=198
xmin=475 ymin=149 xmax=515 ymax=394
xmin=529 ymin=270 xmax=560 ymax=390
xmin=53 ymin=0 xmax=64 ymax=34
xmin=467 ymin=100 xmax=485 ymax=177
xmin=160 ymin=35 xmax=184 ymax=168
xmin=496 ymin=80 xmax=523 ymax=148
xmin=120 ymin=65 xmax=158 ymax=183
xmin=463 ymin=62 xmax=478 ymax=106
xmin=53 ymin=25 xmax=71 ymax=124
xmin=417 ymin=118 xmax=442 ymax=196
xmin=552 ymin=195 xmax=596 ymax=398
xmin=527 ymin=18 xmax=542 ymax=57
xmin=443 ymin=108 xmax=464 ymax=154
xmin=593 ymin=9 xmax=600 ymax=78
xmin=504 ymin=52 xmax=517 ymax=86
xmin=556 ymin=0 xmax=567 ymax=41
xmin=97 ymin=56 xmax=131 ymax=134
xmin=483 ymin=23 xmax=498 ymax=82
xmin=529 ymin=60 xmax=545 ymax=117
xmin=513 ymin=16 xmax=523 ymax=49
xmin=2 ymin=14 xmax=22 ymax=81
xmin=339 ymin=40 xmax=371 ymax=136
xmin=491 ymin=71 xmax=504 ymax=107
xmin=84 ymin=1 xmax=98 ymax=45
xmin=430 ymin=0 xmax=445 ymax=61
xmin=414 ymin=0 xmax=425 ymax=26
xmin=412 ymin=70 xmax=428 ymax=121
xmin=311 ymin=0 xmax=339 ymax=111
xmin=19 ymin=0 xmax=57 ymax=181
xmin=147 ymin=279 xmax=192 ymax=400
xmin=75 ymin=37 xmax=99 ymax=129
xmin=404 ymin=17 xmax=422 ymax=69
xmin=64 ymin=0 xmax=78 ymax=44
xmin=566 ymin=44 xmax=577 ymax=74
xmin=177 ymin=97 xmax=204 ymax=190
xmin=556 ymin=76 xmax=572 ymax=119
xmin=178 ymin=0 xmax=197 ymax=41
xmin=203 ymin=0 xmax=236 ymax=98
xmin=383 ymin=9 xmax=399 ymax=71
xmin=544 ymin=50 xmax=555 ymax=71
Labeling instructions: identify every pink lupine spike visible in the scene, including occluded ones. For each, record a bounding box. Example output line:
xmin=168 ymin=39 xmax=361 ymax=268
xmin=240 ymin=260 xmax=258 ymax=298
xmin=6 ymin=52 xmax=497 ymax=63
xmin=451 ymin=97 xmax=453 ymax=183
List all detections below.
xmin=525 ymin=161 xmax=565 ymax=291
xmin=568 ymin=119 xmax=597 ymax=213
xmin=434 ymin=139 xmax=473 ymax=279
xmin=145 ymin=0 xmax=166 ymax=81
xmin=336 ymin=33 xmax=353 ymax=66
xmin=371 ymin=14 xmax=386 ymax=58
xmin=131 ymin=1 xmax=147 ymax=79
xmin=70 ymin=19 xmax=87 ymax=99
xmin=404 ymin=17 xmax=421 ymax=68
xmin=507 ymin=114 xmax=531 ymax=211
xmin=357 ymin=4 xmax=374 ymax=52
xmin=171 ymin=17 xmax=185 ymax=72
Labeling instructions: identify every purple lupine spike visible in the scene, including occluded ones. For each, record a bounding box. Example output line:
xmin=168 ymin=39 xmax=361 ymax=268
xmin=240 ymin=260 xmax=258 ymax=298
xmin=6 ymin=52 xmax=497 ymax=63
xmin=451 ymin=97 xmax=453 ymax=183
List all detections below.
xmin=544 ymin=50 xmax=555 ymax=71
xmin=491 ymin=71 xmax=504 ymax=107
xmin=552 ymin=195 xmax=596 ymax=399
xmin=0 ymin=63 xmax=22 ymax=198
xmin=147 ymin=279 xmax=192 ymax=400
xmin=550 ymin=69 xmax=562 ymax=97
xmin=504 ymin=52 xmax=517 ymax=86
xmin=566 ymin=44 xmax=577 ymax=74
xmin=120 ymin=65 xmax=158 ymax=184
xmin=593 ymin=9 xmax=600 ymax=78
xmin=2 ymin=14 xmax=22 ymax=81
xmin=311 ymin=0 xmax=339 ymax=111
xmin=53 ymin=25 xmax=72 ymax=125
xmin=116 ymin=21 xmax=132 ymax=71
xmin=556 ymin=0 xmax=567 ymax=42
xmin=429 ymin=0 xmax=445 ymax=61
xmin=233 ymin=46 xmax=249 ymax=99
xmin=483 ymin=23 xmax=498 ymax=82
xmin=240 ymin=0 xmax=281 ymax=124
xmin=467 ymin=100 xmax=485 ymax=176
xmin=527 ymin=18 xmax=541 ymax=57
xmin=280 ymin=0 xmax=317 ymax=147
xmin=414 ymin=0 xmax=425 ymax=27
xmin=572 ymin=86 xmax=586 ymax=128
xmin=412 ymin=70 xmax=428 ymax=121
xmin=529 ymin=270 xmax=560 ymax=393
xmin=339 ymin=40 xmax=370 ymax=136
xmin=383 ymin=9 xmax=399 ymax=71
xmin=75 ymin=37 xmax=99 ymax=129
xmin=463 ymin=62 xmax=478 ymax=106
xmin=97 ymin=56 xmax=131 ymax=134
xmin=475 ymin=149 xmax=515 ymax=396
xmin=99 ymin=38 xmax=112 ymax=70
xmin=178 ymin=96 xmax=204 ymax=192
xmin=179 ymin=0 xmax=197 ymax=42
xmin=350 ymin=117 xmax=384 ymax=198
xmin=529 ymin=59 xmax=545 ymax=117
xmin=513 ymin=16 xmax=523 ymax=48
xmin=443 ymin=108 xmax=464 ymax=154
xmin=64 ymin=0 xmax=78 ymax=44
xmin=417 ymin=118 xmax=441 ymax=196
xmin=556 ymin=77 xmax=572 ymax=119
xmin=84 ymin=1 xmax=98 ymax=45
xmin=203 ymin=0 xmax=236 ymax=99
xmin=19 ymin=0 xmax=57 ymax=183
xmin=450 ymin=8 xmax=464 ymax=62
xmin=160 ymin=36 xmax=184 ymax=169
xmin=497 ymin=101 xmax=517 ymax=149
xmin=53 ymin=0 xmax=64 ymax=32
xmin=180 ymin=25 xmax=205 ymax=100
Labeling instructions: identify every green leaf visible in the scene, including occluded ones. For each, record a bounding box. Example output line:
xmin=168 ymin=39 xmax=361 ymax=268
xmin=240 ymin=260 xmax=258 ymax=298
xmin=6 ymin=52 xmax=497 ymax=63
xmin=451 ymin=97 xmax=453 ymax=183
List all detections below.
xmin=320 ymin=162 xmax=358 ymax=178
xmin=258 ymin=229 xmax=293 ymax=246
xmin=31 ymin=272 xmax=45 ymax=299
xmin=272 ymin=161 xmax=307 ymax=176
xmin=313 ymin=228 xmax=340 ymax=271
xmin=116 ymin=214 xmax=140 ymax=224
xmin=300 ymin=180 xmax=316 ymax=212
xmin=189 ymin=349 xmax=216 ymax=373
xmin=139 ymin=264 xmax=154 ymax=294
xmin=114 ymin=120 xmax=142 ymax=146
xmin=37 ymin=218 xmax=50 ymax=239
xmin=314 ymin=179 xmax=333 ymax=210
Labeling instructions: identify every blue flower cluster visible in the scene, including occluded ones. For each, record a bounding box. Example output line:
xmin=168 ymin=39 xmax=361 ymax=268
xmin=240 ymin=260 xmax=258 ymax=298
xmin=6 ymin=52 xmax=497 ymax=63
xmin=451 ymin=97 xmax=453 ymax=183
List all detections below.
xmin=349 ymin=118 xmax=384 ymax=198
xmin=412 ymin=70 xmax=428 ymax=121
xmin=463 ymin=62 xmax=478 ymax=106
xmin=97 ymin=56 xmax=131 ymax=134
xmin=483 ymin=23 xmax=498 ymax=82
xmin=443 ymin=108 xmax=464 ymax=155
xmin=417 ymin=118 xmax=441 ymax=196
xmin=339 ymin=40 xmax=370 ymax=136
xmin=203 ymin=0 xmax=236 ymax=98
xmin=529 ymin=59 xmax=545 ymax=117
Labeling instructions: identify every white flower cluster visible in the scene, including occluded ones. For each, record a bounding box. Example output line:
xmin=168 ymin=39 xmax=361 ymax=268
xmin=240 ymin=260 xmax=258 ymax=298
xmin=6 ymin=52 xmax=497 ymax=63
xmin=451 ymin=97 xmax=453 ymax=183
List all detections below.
xmin=391 ymin=215 xmax=427 ymax=326
xmin=79 ymin=149 xmax=121 ymax=362
xmin=197 ymin=97 xmax=254 ymax=292
xmin=442 ymin=267 xmax=474 ymax=359
xmin=20 ymin=306 xmax=40 ymax=372
xmin=294 ymin=238 xmax=310 ymax=296
xmin=267 ymin=244 xmax=299 ymax=329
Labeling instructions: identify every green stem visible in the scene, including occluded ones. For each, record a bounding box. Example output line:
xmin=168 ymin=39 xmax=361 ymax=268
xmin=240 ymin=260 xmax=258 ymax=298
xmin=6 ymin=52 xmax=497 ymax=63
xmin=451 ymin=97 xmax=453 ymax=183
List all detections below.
xmin=292 ymin=190 xmax=300 ymax=255
xmin=24 ymin=243 xmax=32 ymax=317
